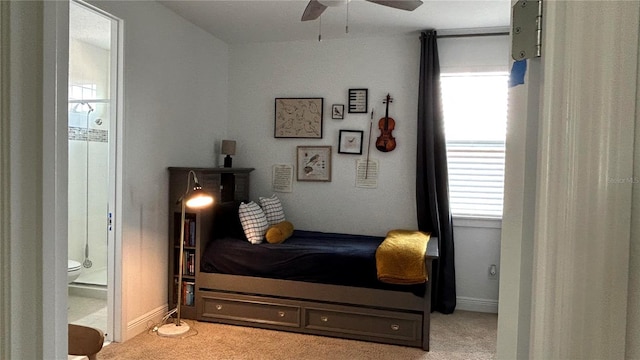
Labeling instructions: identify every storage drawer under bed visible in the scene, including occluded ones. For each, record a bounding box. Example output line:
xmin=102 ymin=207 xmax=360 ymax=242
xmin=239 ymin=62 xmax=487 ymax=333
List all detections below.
xmin=304 ymin=306 xmax=421 ymax=343
xmin=198 ymin=290 xmax=424 ymax=348
xmin=200 ymin=293 xmax=300 ymax=328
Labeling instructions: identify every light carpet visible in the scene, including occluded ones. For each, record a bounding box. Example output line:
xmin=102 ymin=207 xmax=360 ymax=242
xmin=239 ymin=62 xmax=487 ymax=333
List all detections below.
xmin=99 ymin=310 xmax=496 ymax=359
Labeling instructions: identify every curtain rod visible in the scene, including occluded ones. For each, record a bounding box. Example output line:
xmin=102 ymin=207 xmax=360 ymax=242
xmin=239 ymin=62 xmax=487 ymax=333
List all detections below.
xmin=437 ymin=31 xmax=510 ymax=39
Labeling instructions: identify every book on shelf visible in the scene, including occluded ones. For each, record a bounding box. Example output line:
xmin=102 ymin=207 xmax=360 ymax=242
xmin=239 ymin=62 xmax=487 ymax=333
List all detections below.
xmin=173 ymin=279 xmax=195 ymax=307
xmin=184 ymin=282 xmax=195 ymax=306
xmin=182 ymin=251 xmax=196 ymax=276
xmin=189 ymin=219 xmax=196 ymax=246
xmin=181 ymin=218 xmax=197 ymax=247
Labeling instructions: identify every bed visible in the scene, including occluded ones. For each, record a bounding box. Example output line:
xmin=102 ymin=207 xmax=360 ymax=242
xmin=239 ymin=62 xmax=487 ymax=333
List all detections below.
xmin=194 ymin=201 xmax=439 ymax=350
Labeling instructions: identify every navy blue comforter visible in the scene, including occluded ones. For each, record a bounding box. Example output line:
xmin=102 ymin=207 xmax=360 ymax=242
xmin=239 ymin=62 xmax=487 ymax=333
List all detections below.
xmin=201 ymin=230 xmax=424 ymax=295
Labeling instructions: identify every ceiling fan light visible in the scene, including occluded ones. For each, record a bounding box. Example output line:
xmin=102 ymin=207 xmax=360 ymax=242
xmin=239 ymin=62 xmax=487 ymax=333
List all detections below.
xmin=318 ymin=0 xmax=349 ymax=7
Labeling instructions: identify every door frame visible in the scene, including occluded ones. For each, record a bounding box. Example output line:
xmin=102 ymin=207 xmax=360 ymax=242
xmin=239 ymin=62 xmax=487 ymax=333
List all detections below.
xmin=43 ymin=1 xmax=70 ymax=356
xmin=69 ymin=0 xmax=124 ymax=343
xmin=42 ymin=1 xmax=124 ymax=356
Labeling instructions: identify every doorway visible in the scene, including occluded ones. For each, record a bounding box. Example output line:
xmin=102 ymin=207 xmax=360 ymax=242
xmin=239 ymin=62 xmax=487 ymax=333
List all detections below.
xmin=67 ymin=0 xmax=121 ymax=342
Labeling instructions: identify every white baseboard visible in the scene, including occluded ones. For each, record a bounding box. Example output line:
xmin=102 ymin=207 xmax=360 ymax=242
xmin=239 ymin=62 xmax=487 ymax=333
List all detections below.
xmin=456 ymin=296 xmax=498 ymax=313
xmin=124 ymin=304 xmax=168 ymax=341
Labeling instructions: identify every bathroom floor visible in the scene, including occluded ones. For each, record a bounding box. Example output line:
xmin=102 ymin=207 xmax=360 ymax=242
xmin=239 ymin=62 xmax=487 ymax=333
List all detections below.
xmin=75 ymin=265 xmax=108 ymax=286
xmin=68 ymin=294 xmax=107 ymax=335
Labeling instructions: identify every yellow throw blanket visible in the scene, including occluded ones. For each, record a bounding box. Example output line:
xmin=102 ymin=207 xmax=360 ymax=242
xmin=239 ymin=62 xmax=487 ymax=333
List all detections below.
xmin=375 ymin=229 xmax=430 ymax=285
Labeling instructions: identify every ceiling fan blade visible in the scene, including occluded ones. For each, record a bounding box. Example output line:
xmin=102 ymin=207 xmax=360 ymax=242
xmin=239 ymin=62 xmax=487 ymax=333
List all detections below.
xmin=302 ymin=0 xmax=328 ymax=21
xmin=366 ymin=0 xmax=423 ymax=11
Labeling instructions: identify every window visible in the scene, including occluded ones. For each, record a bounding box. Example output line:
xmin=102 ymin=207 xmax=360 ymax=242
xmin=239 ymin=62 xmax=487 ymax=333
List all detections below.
xmin=69 ymin=83 xmax=97 ymax=100
xmin=441 ymin=73 xmax=508 ymax=218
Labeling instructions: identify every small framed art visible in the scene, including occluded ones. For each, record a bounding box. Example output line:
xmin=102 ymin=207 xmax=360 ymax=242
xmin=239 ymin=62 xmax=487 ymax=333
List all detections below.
xmin=297 ymin=146 xmax=332 ymax=182
xmin=348 ymin=88 xmax=368 ymax=113
xmin=331 ymin=104 xmax=344 ymax=119
xmin=338 ymin=130 xmax=364 ymax=155
xmin=274 ymin=98 xmax=323 ymax=138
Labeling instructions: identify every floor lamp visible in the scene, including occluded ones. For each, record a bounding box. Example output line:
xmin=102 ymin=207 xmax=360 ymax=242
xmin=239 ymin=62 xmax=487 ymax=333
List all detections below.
xmin=158 ymin=170 xmax=213 ymax=337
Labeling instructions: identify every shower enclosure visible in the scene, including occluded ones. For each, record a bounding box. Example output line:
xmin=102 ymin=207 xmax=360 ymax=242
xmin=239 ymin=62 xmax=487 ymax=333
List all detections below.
xmin=68 ymin=97 xmax=109 ymax=286
xmin=68 ymin=2 xmax=115 ymax=289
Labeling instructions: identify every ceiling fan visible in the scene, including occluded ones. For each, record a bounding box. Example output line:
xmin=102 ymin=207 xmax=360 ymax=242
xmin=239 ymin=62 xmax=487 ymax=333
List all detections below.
xmin=302 ymin=0 xmax=424 ymax=21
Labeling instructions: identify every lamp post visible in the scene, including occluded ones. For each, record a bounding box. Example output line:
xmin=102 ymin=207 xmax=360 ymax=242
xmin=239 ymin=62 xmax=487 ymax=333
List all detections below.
xmin=158 ymin=170 xmax=213 ymax=337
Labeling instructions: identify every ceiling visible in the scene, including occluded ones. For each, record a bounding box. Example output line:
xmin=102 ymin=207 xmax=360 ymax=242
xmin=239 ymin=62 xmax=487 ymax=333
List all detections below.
xmin=70 ymin=1 xmax=113 ymax=49
xmin=158 ymin=0 xmax=512 ymax=44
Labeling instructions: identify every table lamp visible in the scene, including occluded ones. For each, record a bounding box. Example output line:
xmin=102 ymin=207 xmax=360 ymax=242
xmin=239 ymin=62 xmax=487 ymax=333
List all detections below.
xmin=158 ymin=170 xmax=214 ymax=337
xmin=221 ymin=140 xmax=236 ymax=168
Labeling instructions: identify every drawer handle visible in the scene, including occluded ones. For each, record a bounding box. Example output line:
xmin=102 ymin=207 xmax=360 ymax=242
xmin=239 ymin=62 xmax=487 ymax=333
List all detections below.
xmin=391 ymin=324 xmax=400 ymax=331
xmin=278 ymin=311 xmax=285 ymax=317
xmin=215 ymin=304 xmax=223 ymax=310
xmin=320 ymin=316 xmax=329 ymax=322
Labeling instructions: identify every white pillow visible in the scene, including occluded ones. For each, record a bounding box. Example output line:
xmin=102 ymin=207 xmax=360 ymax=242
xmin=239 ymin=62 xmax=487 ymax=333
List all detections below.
xmin=259 ymin=194 xmax=286 ymax=226
xmin=238 ymin=201 xmax=269 ymax=244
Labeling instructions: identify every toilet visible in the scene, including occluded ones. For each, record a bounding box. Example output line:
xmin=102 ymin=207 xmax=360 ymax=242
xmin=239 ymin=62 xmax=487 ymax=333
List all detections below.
xmin=68 ymin=260 xmax=82 ymax=284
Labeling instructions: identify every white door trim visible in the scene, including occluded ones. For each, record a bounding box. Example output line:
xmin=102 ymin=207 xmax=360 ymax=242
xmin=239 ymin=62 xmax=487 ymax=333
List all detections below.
xmin=0 ymin=1 xmax=10 ymax=358
xmin=497 ymin=1 xmax=639 ymax=358
xmin=43 ymin=1 xmax=70 ymax=357
xmin=529 ymin=2 xmax=637 ymax=358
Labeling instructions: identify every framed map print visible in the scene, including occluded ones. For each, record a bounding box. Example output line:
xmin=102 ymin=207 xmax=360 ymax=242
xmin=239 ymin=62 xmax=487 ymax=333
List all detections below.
xmin=274 ymin=98 xmax=323 ymax=138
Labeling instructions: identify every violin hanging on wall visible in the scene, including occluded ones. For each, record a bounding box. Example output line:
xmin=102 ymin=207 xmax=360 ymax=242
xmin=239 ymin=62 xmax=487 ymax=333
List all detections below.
xmin=375 ymin=93 xmax=396 ymax=152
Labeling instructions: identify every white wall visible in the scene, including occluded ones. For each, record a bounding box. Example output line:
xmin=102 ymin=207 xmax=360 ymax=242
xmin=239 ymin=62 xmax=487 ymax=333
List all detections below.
xmin=228 ymin=34 xmax=509 ymax=311
xmin=229 ymin=36 xmax=420 ymax=236
xmin=89 ymin=0 xmax=229 ymax=341
xmin=453 ymin=219 xmax=502 ymax=312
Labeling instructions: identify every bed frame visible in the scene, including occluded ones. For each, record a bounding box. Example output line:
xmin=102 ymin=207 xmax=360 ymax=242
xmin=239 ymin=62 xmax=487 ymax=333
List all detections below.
xmin=194 ymin=214 xmax=439 ymax=350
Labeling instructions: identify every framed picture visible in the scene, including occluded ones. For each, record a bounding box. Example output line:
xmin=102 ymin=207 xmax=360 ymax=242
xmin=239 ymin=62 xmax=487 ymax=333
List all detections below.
xmin=348 ymin=88 xmax=368 ymax=113
xmin=331 ymin=104 xmax=344 ymax=119
xmin=338 ymin=130 xmax=364 ymax=155
xmin=274 ymin=98 xmax=323 ymax=138
xmin=296 ymin=146 xmax=332 ymax=182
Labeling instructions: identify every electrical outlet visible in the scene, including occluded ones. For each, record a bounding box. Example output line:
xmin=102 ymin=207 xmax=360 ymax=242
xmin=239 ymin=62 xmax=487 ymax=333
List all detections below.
xmin=488 ymin=264 xmax=498 ymax=280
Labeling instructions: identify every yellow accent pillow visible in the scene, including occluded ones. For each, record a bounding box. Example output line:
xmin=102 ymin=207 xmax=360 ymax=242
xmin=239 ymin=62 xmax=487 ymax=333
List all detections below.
xmin=265 ymin=221 xmax=294 ymax=244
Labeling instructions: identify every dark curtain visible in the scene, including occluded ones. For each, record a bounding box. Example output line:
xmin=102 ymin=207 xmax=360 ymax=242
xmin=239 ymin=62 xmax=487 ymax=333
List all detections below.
xmin=417 ymin=30 xmax=456 ymax=314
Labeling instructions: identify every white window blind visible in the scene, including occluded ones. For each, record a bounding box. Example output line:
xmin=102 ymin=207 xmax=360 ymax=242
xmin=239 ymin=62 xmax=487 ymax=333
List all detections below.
xmin=441 ymin=73 xmax=508 ymax=218
xmin=446 ymin=140 xmax=505 ymax=217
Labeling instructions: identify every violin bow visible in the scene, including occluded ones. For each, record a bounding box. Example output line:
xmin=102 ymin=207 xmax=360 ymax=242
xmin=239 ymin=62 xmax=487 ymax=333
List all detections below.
xmin=365 ymin=109 xmax=373 ymax=179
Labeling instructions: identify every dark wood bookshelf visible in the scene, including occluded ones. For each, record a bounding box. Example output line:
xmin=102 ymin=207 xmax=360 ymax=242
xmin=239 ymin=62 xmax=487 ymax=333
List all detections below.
xmin=167 ymin=167 xmax=253 ymax=319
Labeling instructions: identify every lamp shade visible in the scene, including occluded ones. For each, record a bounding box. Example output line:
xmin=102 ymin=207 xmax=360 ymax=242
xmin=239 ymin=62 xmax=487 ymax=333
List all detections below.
xmin=221 ymin=140 xmax=236 ymax=155
xmin=185 ymin=185 xmax=214 ymax=208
